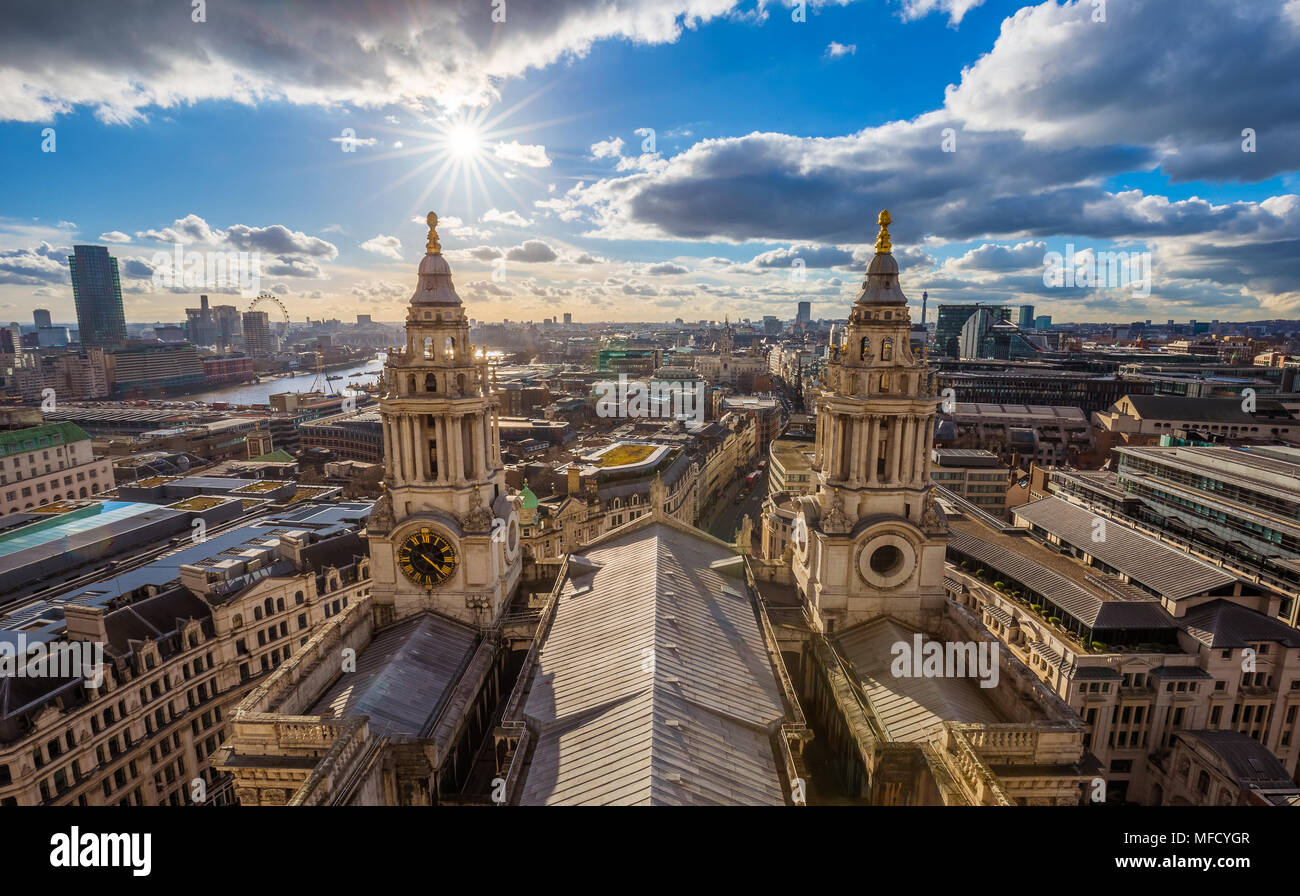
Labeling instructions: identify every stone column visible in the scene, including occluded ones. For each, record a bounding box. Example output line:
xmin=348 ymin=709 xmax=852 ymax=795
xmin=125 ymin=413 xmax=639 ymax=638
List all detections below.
xmin=383 ymin=419 xmax=395 ymax=479
xmin=452 ymin=415 xmax=465 ymax=483
xmin=412 ymin=416 xmax=425 ymax=481
xmin=849 ymin=418 xmax=863 ymax=482
xmin=472 ymin=413 xmax=485 ymax=480
xmin=901 ymin=415 xmax=916 ymax=484
xmin=889 ymin=416 xmax=904 ymax=486
xmin=814 ymin=412 xmax=825 ymax=470
xmin=436 ymin=417 xmax=449 ymax=483
xmin=866 ymin=415 xmax=880 ymax=485
xmin=403 ymin=416 xmax=416 ymax=482
xmin=914 ymin=414 xmax=930 ymax=485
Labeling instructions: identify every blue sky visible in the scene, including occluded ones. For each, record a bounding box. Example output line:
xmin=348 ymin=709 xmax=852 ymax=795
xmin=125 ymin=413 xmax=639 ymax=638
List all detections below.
xmin=1 ymin=0 xmax=1297 ymax=325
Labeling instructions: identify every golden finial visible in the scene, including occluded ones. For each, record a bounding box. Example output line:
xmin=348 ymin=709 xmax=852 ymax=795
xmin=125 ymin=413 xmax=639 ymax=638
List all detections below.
xmin=425 ymin=211 xmax=441 ymax=254
xmin=874 ymin=209 xmax=892 ymax=254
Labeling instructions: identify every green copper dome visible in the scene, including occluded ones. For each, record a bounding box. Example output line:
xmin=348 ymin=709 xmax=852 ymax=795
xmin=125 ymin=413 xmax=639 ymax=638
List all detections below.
xmin=520 ymin=480 xmax=538 ymax=510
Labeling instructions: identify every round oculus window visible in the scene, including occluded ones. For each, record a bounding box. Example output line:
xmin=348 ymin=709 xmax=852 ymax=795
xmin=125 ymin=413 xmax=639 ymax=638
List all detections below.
xmin=869 ymin=544 xmax=904 ymax=577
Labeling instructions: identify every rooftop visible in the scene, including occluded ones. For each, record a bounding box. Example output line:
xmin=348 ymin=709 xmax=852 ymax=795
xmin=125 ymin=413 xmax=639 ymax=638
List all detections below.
xmin=946 ymin=504 xmax=1174 ymax=633
xmin=515 ymin=521 xmax=789 ymax=806
xmin=0 ymin=422 xmax=91 ymax=457
xmin=837 ymin=617 xmax=1008 ymax=742
xmin=950 ymin=403 xmax=1089 ymax=422
xmin=1012 ymin=497 xmax=1239 ymax=600
xmin=1116 ymin=445 xmax=1300 ymax=500
xmin=1176 ymin=730 xmax=1296 ymax=788
xmin=1117 ymin=394 xmax=1293 ymax=424
xmin=309 ymin=614 xmax=477 ymax=738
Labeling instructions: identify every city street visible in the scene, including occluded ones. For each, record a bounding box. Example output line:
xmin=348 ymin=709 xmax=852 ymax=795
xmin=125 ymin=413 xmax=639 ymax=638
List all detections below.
xmin=706 ymin=468 xmax=770 ymax=544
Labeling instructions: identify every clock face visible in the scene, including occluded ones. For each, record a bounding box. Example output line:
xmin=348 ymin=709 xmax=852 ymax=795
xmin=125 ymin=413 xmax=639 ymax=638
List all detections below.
xmin=397 ymin=528 xmax=458 ymax=588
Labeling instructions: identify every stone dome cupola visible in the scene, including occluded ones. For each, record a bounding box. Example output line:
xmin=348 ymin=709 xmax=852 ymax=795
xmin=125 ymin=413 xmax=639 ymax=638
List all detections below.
xmin=410 ymin=212 xmax=463 ymax=306
xmin=854 ymin=210 xmax=908 ymax=308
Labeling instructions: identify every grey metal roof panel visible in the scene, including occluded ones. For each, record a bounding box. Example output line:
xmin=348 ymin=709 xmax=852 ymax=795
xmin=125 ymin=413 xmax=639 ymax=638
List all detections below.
xmin=309 ymin=614 xmax=477 ymax=737
xmin=1179 ymin=600 xmax=1300 ymax=649
xmin=1072 ymin=666 xmax=1122 ymax=680
xmin=1013 ymin=497 xmax=1239 ymax=599
xmin=519 ymin=521 xmax=787 ymax=805
xmin=1150 ymin=665 xmax=1212 ymax=680
xmin=1120 ymin=395 xmax=1278 ymax=424
xmin=1177 ymin=730 xmax=1294 ymax=787
xmin=948 ymin=529 xmax=1105 ymax=626
xmin=837 ymin=618 xmax=1005 ymax=743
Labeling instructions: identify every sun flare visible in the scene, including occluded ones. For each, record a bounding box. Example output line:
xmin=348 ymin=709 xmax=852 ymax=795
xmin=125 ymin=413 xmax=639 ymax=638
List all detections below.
xmin=446 ymin=124 xmax=482 ymax=158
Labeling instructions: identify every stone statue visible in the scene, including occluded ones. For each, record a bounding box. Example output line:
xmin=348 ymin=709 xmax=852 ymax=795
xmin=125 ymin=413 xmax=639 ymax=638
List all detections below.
xmin=735 ymin=515 xmax=754 ymax=556
xmin=822 ymin=488 xmax=851 ymax=535
xmin=370 ymin=482 xmax=395 ymax=533
xmin=460 ymin=485 xmax=495 ymax=533
xmin=922 ymin=488 xmax=947 ymax=533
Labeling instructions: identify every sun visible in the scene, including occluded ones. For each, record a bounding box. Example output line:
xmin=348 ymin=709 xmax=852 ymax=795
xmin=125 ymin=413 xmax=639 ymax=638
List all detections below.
xmin=337 ymin=87 xmax=582 ymax=220
xmin=446 ymin=124 xmax=482 ymax=159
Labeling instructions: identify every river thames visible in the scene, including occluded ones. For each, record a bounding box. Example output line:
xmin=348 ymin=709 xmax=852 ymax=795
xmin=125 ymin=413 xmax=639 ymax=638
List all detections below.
xmin=186 ymin=353 xmax=385 ymax=407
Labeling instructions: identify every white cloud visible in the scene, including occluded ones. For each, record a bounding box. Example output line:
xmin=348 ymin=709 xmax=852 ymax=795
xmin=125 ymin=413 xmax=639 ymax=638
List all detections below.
xmin=98 ymin=231 xmax=131 ymax=243
xmin=481 ymin=208 xmax=533 ymax=228
xmin=360 ymin=234 xmax=403 ymax=260
xmin=132 ymin=214 xmax=338 ymax=279
xmin=591 ymin=137 xmax=625 ymax=159
xmin=493 ymin=140 xmax=550 ymax=167
xmin=898 ymin=0 xmax=985 ymax=25
xmin=0 ymin=0 xmax=781 ymax=123
xmin=824 ymin=42 xmax=856 ymax=59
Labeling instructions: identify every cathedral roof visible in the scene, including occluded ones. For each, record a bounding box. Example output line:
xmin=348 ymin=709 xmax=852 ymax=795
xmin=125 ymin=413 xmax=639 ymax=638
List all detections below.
xmin=516 ymin=522 xmax=788 ymax=805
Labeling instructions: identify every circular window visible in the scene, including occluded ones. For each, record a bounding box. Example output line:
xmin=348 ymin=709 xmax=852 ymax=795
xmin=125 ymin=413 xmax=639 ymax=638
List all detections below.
xmin=857 ymin=534 xmax=916 ymax=589
xmin=869 ymin=544 xmax=903 ymax=576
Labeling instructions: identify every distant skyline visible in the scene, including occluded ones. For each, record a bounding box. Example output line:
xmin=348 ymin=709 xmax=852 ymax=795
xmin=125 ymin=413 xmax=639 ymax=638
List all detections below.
xmin=1 ymin=0 xmax=1297 ymax=326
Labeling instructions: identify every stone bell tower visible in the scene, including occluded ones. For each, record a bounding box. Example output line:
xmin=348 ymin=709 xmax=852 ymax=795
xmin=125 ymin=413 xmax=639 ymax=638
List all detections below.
xmin=791 ymin=210 xmax=948 ymax=630
xmin=366 ymin=213 xmax=522 ymax=625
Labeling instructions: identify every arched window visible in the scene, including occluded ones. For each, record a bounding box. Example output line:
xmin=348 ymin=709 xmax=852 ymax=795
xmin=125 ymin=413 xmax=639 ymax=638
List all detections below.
xmin=860 ymin=336 xmax=870 ymax=360
xmin=880 ymin=372 xmax=891 ymax=391
xmin=445 ymin=336 xmax=455 ymax=360
xmin=457 ymin=373 xmax=466 ymax=392
xmin=881 ymin=337 xmax=893 ymax=362
xmin=253 ymin=606 xmax=263 ymax=621
xmin=424 ymin=337 xmax=433 ymax=359
xmin=425 ymin=372 xmax=437 ymax=392
xmin=263 ymin=598 xmax=274 ymax=617
xmin=407 ymin=374 xmax=416 ymax=394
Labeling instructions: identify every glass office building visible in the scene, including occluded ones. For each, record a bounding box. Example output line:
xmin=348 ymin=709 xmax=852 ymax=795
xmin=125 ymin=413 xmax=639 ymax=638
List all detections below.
xmin=67 ymin=245 xmax=127 ymax=349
